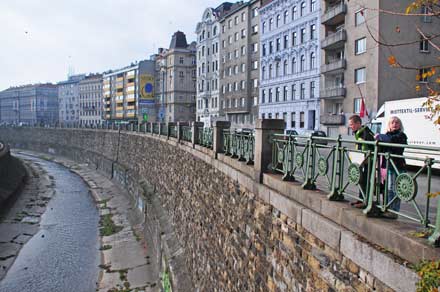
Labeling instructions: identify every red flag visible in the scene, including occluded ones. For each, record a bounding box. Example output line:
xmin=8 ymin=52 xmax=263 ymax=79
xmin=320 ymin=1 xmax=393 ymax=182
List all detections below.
xmin=359 ymin=97 xmax=368 ymax=118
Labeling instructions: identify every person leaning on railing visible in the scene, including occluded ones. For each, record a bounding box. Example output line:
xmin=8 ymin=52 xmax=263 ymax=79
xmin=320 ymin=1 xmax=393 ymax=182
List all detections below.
xmin=348 ymin=114 xmax=375 ymax=208
xmin=374 ymin=116 xmax=408 ymax=218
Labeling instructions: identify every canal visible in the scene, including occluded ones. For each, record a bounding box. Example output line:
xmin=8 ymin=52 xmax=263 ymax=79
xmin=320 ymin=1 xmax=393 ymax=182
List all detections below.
xmin=0 ymin=154 xmax=99 ymax=292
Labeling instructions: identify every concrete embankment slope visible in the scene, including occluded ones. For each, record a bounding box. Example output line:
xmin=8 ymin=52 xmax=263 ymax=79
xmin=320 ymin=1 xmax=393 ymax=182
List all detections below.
xmin=0 ymin=142 xmax=26 ymax=207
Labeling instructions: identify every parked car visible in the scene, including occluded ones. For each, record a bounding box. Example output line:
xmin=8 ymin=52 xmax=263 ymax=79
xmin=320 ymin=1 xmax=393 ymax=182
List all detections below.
xmin=311 ymin=130 xmax=328 ymax=145
xmin=285 ymin=129 xmax=299 ymax=136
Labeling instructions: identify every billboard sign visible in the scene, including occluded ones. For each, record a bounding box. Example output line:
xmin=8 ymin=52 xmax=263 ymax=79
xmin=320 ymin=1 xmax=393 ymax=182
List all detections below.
xmin=139 ymin=74 xmax=154 ymax=104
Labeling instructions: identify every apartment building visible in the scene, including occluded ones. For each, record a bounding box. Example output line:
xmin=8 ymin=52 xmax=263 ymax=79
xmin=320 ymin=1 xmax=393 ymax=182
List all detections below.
xmin=156 ymin=31 xmax=197 ymax=123
xmin=320 ymin=0 xmax=440 ymax=136
xmin=58 ymin=74 xmax=85 ymax=125
xmin=259 ymin=0 xmax=321 ymax=133
xmin=220 ymin=0 xmax=262 ymax=129
xmin=195 ymin=3 xmax=236 ymax=126
xmin=0 ymin=83 xmax=58 ymax=125
xmin=103 ymin=60 xmax=155 ymax=124
xmin=79 ymin=74 xmax=103 ymax=126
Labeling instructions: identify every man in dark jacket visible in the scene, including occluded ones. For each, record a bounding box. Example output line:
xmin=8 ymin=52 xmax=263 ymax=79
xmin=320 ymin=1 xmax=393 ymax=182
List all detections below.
xmin=348 ymin=115 xmax=375 ymax=207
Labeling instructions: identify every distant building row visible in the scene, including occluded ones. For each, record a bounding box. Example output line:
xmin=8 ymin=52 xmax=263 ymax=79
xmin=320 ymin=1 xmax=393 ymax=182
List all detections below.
xmin=1 ymin=0 xmax=439 ymax=135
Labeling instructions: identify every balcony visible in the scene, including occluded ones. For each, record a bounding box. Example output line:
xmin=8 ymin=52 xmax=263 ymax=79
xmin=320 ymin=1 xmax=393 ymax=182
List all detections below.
xmin=320 ymin=87 xmax=346 ymax=99
xmin=321 ymin=29 xmax=346 ymax=50
xmin=126 ymin=97 xmax=136 ymax=102
xmin=126 ymin=105 xmax=135 ymax=110
xmin=116 ymin=99 xmax=123 ymax=104
xmin=321 ymin=59 xmax=346 ymax=74
xmin=116 ymin=106 xmax=123 ymax=111
xmin=115 ymin=113 xmax=123 ymax=118
xmin=126 ymin=113 xmax=136 ymax=118
xmin=320 ymin=114 xmax=345 ymax=125
xmin=322 ymin=2 xmax=347 ymax=25
xmin=104 ymin=108 xmax=111 ymax=112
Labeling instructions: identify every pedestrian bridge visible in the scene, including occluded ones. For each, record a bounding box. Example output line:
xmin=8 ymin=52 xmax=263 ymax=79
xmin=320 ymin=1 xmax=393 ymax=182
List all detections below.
xmin=1 ymin=121 xmax=439 ymax=292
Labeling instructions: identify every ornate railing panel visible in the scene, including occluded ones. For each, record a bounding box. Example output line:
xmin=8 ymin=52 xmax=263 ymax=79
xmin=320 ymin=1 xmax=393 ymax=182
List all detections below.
xmin=182 ymin=126 xmax=192 ymax=142
xmin=223 ymin=129 xmax=254 ymax=164
xmin=197 ymin=127 xmax=213 ymax=148
xmin=169 ymin=125 xmax=177 ymax=138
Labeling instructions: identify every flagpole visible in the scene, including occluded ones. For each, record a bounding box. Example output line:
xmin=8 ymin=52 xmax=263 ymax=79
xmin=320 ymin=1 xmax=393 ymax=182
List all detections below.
xmin=356 ymin=84 xmax=370 ymax=123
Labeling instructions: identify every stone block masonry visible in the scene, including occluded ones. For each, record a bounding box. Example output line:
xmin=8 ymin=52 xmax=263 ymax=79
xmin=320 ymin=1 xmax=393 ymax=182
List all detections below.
xmin=0 ymin=143 xmax=26 ymax=207
xmin=0 ymin=127 xmax=436 ymax=292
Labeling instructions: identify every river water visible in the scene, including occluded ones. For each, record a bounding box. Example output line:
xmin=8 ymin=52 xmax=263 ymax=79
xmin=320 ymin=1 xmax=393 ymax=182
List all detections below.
xmin=0 ymin=154 xmax=100 ymax=292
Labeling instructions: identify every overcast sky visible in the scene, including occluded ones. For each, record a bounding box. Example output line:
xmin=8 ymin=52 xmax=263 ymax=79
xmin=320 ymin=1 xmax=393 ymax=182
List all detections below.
xmin=0 ymin=0 xmax=221 ymax=91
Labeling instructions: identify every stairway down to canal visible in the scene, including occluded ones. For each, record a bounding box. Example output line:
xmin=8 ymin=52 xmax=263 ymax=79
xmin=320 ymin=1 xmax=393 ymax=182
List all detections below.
xmin=0 ymin=151 xmax=159 ymax=292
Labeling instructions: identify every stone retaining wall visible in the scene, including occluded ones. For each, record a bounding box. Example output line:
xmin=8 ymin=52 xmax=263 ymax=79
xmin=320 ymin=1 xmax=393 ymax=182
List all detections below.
xmin=0 ymin=127 xmax=436 ymax=292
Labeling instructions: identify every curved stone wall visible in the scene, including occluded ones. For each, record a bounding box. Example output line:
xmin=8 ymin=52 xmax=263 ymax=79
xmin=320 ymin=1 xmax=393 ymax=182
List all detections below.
xmin=0 ymin=127 xmax=436 ymax=292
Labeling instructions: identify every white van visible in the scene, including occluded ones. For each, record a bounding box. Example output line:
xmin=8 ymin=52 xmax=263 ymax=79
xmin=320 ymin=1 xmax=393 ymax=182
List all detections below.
xmin=370 ymin=97 xmax=440 ymax=169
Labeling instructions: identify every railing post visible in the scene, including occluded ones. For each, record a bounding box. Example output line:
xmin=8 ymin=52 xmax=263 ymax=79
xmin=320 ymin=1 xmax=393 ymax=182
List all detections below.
xmin=328 ymin=135 xmax=343 ymax=200
xmin=301 ymin=135 xmax=316 ymax=190
xmin=213 ymin=121 xmax=231 ymax=159
xmin=167 ymin=122 xmax=175 ymax=140
xmin=191 ymin=122 xmax=204 ymax=148
xmin=364 ymin=140 xmax=380 ymax=216
xmin=429 ymin=198 xmax=440 ymax=247
xmin=254 ymin=119 xmax=285 ymax=183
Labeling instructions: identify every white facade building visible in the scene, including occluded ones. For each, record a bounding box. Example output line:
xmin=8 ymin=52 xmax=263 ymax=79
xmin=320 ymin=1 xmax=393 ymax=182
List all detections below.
xmin=195 ymin=5 xmax=232 ymax=126
xmin=259 ymin=0 xmax=321 ymax=133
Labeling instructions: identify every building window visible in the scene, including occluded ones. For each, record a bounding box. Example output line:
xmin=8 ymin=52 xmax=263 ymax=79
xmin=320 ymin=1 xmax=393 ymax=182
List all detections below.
xmin=291 ymin=84 xmax=296 ymax=99
xmin=179 ymin=57 xmax=184 ymax=64
xmin=262 ymin=22 xmax=266 ymax=33
xmin=241 ymin=80 xmax=246 ymax=90
xmin=300 ymin=28 xmax=306 ymax=43
xmin=283 ymin=86 xmax=288 ymax=101
xmin=269 ymin=41 xmax=273 ymax=54
xmin=310 ymin=52 xmax=316 ymax=69
xmin=310 ymin=24 xmax=316 ymax=40
xmin=241 ymin=29 xmax=246 ymax=38
xmin=291 ymin=112 xmax=296 ymax=128
xmin=252 ymin=60 xmax=258 ymax=70
xmin=292 ymin=57 xmax=297 ymax=74
xmin=241 ymin=63 xmax=246 ymax=72
xmin=355 ymin=67 xmax=366 ymax=84
xmin=283 ymin=60 xmax=288 ymax=75
xmin=252 ymin=43 xmax=258 ymax=53
xmin=262 ymin=44 xmax=266 ymax=56
xmin=310 ymin=81 xmax=315 ymax=98
xmin=252 ymin=8 xmax=259 ymax=18
xmin=262 ymin=66 xmax=266 ymax=80
xmin=235 ymin=16 xmax=238 ymax=25
xmin=310 ymin=0 xmax=316 ymax=12
xmin=354 ymin=98 xmax=361 ymax=113
xmin=419 ymin=68 xmax=429 ymax=82
xmin=292 ymin=31 xmax=297 ymax=46
xmin=284 ymin=10 xmax=288 ymax=23
xmin=421 ymin=5 xmax=433 ymax=22
xmin=269 ymin=64 xmax=273 ymax=78
xmin=300 ymin=55 xmax=305 ymax=72
xmin=253 ymin=79 xmax=258 ymax=88
xmin=276 ymin=62 xmax=280 ymax=77
xmin=262 ymin=90 xmax=266 ymax=103
xmin=269 ymin=18 xmax=273 ymax=30
xmin=275 ymin=38 xmax=280 ymax=51
xmin=420 ymin=35 xmax=429 ymax=52
xmin=300 ymin=112 xmax=305 ymax=128
xmin=355 ymin=9 xmax=365 ymax=26
xmin=300 ymin=83 xmax=305 ymax=99
xmin=355 ymin=37 xmax=366 ymax=55
xmin=292 ymin=6 xmax=297 ymax=20
xmin=252 ymin=25 xmax=258 ymax=34
xmin=300 ymin=2 xmax=306 ymax=16
xmin=241 ymin=12 xmax=246 ymax=22
xmin=276 ymin=87 xmax=280 ymax=102
xmin=283 ymin=35 xmax=288 ymax=49
xmin=276 ymin=14 xmax=281 ymax=27
xmin=234 ymin=32 xmax=239 ymax=41
xmin=241 ymin=46 xmax=246 ymax=55
xmin=269 ymin=88 xmax=273 ymax=102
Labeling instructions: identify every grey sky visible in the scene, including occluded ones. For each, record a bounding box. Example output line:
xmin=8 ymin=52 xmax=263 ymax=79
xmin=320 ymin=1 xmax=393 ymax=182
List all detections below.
xmin=0 ymin=0 xmax=221 ymax=91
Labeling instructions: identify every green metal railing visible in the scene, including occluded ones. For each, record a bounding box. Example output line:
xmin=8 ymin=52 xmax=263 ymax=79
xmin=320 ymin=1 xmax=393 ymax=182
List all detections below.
xmin=160 ymin=123 xmax=167 ymax=136
xmin=152 ymin=123 xmax=159 ymax=134
xmin=197 ymin=127 xmax=213 ymax=148
xmin=181 ymin=126 xmax=192 ymax=142
xmin=169 ymin=125 xmax=177 ymax=138
xmin=223 ymin=129 xmax=255 ymax=164
xmin=271 ymin=133 xmax=440 ymax=244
